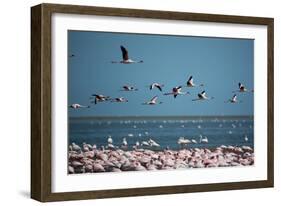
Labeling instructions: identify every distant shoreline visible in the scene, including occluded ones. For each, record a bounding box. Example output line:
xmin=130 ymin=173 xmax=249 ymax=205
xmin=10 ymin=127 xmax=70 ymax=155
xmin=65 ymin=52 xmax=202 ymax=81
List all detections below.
xmin=69 ymin=115 xmax=254 ymax=121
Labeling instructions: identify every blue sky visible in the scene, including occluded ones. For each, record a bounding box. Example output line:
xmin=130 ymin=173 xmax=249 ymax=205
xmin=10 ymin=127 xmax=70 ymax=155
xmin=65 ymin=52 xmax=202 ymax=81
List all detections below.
xmin=68 ymin=31 xmax=254 ymax=117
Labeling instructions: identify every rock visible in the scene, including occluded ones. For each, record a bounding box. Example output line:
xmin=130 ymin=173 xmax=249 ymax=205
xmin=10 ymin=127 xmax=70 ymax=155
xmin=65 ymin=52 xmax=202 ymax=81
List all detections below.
xmin=242 ymin=146 xmax=253 ymax=152
xmin=85 ymin=164 xmax=93 ymax=173
xmin=84 ymin=151 xmax=95 ymax=159
xmin=139 ymin=156 xmax=151 ymax=165
xmin=135 ymin=163 xmax=147 ymax=171
xmin=96 ymin=153 xmax=108 ymax=161
xmin=74 ymin=167 xmax=85 ymax=173
xmin=71 ymin=160 xmax=83 ymax=168
xmin=110 ymin=167 xmax=122 ymax=172
xmin=68 ymin=166 xmax=75 ymax=174
xmin=146 ymin=164 xmax=157 ymax=170
xmin=164 ymin=158 xmax=175 ymax=167
xmin=93 ymin=163 xmax=105 ymax=172
xmin=68 ymin=143 xmax=255 ymax=173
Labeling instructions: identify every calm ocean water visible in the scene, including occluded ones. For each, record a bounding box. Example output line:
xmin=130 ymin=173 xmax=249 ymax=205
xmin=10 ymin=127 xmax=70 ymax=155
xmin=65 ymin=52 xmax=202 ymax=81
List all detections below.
xmin=69 ymin=116 xmax=254 ymax=150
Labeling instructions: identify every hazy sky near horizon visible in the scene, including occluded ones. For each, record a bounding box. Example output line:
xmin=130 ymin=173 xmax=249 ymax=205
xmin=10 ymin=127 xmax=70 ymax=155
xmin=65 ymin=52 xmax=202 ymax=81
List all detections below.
xmin=68 ymin=31 xmax=254 ymax=117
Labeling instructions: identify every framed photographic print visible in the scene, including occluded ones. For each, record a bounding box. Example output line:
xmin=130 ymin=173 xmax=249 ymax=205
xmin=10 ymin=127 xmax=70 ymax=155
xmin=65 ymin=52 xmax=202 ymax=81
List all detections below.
xmin=31 ymin=3 xmax=274 ymax=202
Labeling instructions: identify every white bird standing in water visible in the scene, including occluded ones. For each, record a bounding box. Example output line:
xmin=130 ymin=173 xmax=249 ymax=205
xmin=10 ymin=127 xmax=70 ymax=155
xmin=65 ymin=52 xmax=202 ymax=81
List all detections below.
xmin=106 ymin=136 xmax=115 ymax=149
xmin=122 ymin=137 xmax=128 ymax=148
xmin=141 ymin=141 xmax=150 ymax=147
xmin=164 ymin=86 xmax=189 ymax=98
xmin=69 ymin=104 xmax=90 ymax=109
xmin=149 ymin=138 xmax=160 ymax=147
xmin=177 ymin=137 xmax=191 ymax=145
xmin=111 ymin=45 xmax=143 ymax=64
xmin=191 ymin=139 xmax=198 ymax=144
xmin=149 ymin=83 xmax=164 ymax=91
xmin=199 ymin=135 xmax=208 ymax=143
xmin=133 ymin=141 xmax=140 ymax=150
xmin=244 ymin=135 xmax=248 ymax=142
xmin=107 ymin=136 xmax=113 ymax=144
xmin=186 ymin=76 xmax=204 ymax=87
xmin=142 ymin=96 xmax=163 ymax=105
xmin=192 ymin=91 xmax=214 ymax=101
xmin=225 ymin=94 xmax=242 ymax=103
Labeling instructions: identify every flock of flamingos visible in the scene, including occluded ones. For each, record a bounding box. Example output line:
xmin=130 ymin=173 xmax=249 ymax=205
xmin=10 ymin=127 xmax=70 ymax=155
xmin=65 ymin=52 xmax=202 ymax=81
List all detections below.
xmin=69 ymin=45 xmax=253 ymax=109
xmin=68 ymin=45 xmax=254 ymax=173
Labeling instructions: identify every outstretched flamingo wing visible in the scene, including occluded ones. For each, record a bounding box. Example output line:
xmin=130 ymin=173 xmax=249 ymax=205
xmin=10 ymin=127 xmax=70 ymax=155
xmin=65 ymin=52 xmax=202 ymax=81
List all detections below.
xmin=238 ymin=82 xmax=245 ymax=90
xmin=232 ymin=94 xmax=237 ymax=101
xmin=187 ymin=76 xmax=193 ymax=84
xmin=156 ymin=85 xmax=162 ymax=91
xmin=151 ymin=96 xmax=158 ymax=102
xmin=120 ymin=46 xmax=129 ymax=60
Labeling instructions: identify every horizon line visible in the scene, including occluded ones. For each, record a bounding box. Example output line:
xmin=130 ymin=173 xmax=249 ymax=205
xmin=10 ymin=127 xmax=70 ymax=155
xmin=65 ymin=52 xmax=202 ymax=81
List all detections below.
xmin=69 ymin=115 xmax=254 ymax=120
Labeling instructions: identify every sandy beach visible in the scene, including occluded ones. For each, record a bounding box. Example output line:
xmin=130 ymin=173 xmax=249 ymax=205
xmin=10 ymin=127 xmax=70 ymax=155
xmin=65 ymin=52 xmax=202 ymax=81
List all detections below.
xmin=68 ymin=143 xmax=254 ymax=174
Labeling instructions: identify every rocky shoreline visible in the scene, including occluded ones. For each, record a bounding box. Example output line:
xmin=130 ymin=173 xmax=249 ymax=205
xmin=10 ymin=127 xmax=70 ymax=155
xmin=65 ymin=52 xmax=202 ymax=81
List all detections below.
xmin=68 ymin=143 xmax=254 ymax=174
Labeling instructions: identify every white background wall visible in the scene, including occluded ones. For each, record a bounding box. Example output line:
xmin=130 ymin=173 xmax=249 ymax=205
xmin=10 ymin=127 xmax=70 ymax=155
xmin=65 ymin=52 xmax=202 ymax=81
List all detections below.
xmin=0 ymin=0 xmax=279 ymax=205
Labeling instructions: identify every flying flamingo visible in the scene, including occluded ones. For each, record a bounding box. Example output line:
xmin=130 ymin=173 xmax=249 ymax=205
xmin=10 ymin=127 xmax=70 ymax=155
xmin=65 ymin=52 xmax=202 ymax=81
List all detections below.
xmin=225 ymin=94 xmax=242 ymax=103
xmin=110 ymin=97 xmax=128 ymax=102
xmin=164 ymin=86 xmax=189 ymax=98
xmin=90 ymin=94 xmax=110 ymax=104
xmin=142 ymin=96 xmax=163 ymax=105
xmin=69 ymin=103 xmax=90 ymax=109
xmin=149 ymin=83 xmax=164 ymax=91
xmin=233 ymin=82 xmax=254 ymax=93
xmin=192 ymin=90 xmax=214 ymax=101
xmin=111 ymin=46 xmax=143 ymax=64
xmin=121 ymin=85 xmax=138 ymax=91
xmin=186 ymin=76 xmax=204 ymax=87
